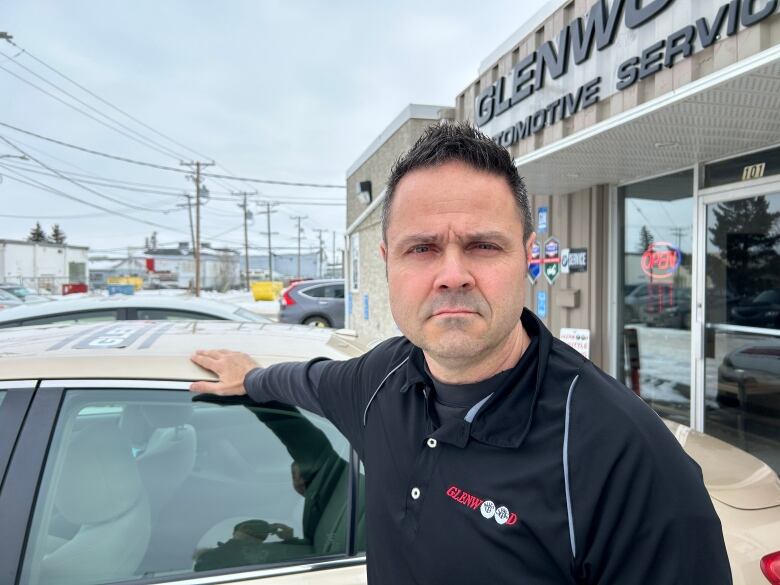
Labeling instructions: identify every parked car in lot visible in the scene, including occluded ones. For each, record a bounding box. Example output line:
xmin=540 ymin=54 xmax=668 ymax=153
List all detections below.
xmin=278 ymin=279 xmax=345 ymax=328
xmin=0 ymin=321 xmax=778 ymax=584
xmin=717 ymin=342 xmax=780 ymax=414
xmin=0 ymin=294 xmax=270 ymax=328
xmin=0 ymin=321 xmax=367 ymax=585
xmin=0 ymin=288 xmax=26 ymax=311
xmin=730 ymin=288 xmax=780 ymax=329
xmin=0 ymin=284 xmax=52 ymax=304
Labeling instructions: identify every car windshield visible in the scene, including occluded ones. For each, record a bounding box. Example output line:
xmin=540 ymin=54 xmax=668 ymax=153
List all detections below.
xmin=752 ymin=289 xmax=780 ymax=304
xmin=0 ymin=289 xmax=19 ymax=301
xmin=2 ymin=286 xmax=30 ymax=298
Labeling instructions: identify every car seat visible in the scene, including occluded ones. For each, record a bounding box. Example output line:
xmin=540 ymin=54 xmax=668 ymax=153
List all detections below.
xmin=37 ymin=421 xmax=151 ymax=585
xmin=120 ymin=403 xmax=197 ymax=516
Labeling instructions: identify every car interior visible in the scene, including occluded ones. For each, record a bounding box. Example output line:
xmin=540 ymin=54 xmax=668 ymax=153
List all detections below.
xmin=19 ymin=389 xmax=365 ymax=585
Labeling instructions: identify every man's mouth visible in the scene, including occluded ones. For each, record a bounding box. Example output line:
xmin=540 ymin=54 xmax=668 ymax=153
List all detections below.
xmin=433 ymin=308 xmax=477 ymax=316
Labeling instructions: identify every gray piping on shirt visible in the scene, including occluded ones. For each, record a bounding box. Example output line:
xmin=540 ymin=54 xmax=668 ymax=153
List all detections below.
xmin=563 ymin=374 xmax=580 ymax=560
xmin=463 ymin=392 xmax=493 ymax=423
xmin=362 ymin=356 xmax=410 ymax=426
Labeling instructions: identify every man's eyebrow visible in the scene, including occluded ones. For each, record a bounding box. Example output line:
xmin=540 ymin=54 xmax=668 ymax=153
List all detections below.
xmin=394 ymin=231 xmax=513 ymax=250
xmin=465 ymin=231 xmax=513 ymax=245
xmin=394 ymin=233 xmax=441 ymax=249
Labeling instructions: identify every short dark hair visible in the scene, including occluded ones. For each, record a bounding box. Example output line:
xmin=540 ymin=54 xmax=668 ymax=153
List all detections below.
xmin=381 ymin=121 xmax=533 ymax=243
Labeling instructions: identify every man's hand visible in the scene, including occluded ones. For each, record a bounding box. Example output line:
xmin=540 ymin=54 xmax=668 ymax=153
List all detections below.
xmin=189 ymin=349 xmax=259 ymax=395
xmin=269 ymin=523 xmax=294 ymax=541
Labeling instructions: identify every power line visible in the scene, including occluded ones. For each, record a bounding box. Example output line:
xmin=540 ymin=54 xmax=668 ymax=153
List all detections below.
xmin=0 ymin=164 xmax=179 ymax=215
xmin=5 ymin=42 xmax=207 ymax=160
xmin=5 ymin=38 xmax=253 ymax=195
xmin=0 ymin=162 xmax=190 ymax=232
xmin=0 ymin=60 xmax=183 ymax=161
xmin=0 ymin=122 xmax=346 ymax=188
xmin=0 ymin=136 xmax=161 ymax=212
xmin=1 ymin=159 xmax=346 ymax=205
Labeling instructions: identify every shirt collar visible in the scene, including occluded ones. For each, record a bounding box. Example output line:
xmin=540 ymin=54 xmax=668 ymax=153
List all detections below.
xmin=399 ymin=308 xmax=553 ymax=449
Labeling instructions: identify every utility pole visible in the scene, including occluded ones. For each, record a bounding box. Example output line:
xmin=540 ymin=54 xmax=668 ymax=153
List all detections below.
xmin=291 ymin=215 xmax=308 ymax=279
xmin=177 ymin=193 xmax=196 ymax=253
xmin=257 ymin=202 xmax=278 ymax=282
xmin=236 ymin=192 xmax=256 ymax=291
xmin=181 ymin=160 xmax=214 ymax=296
xmin=313 ymin=229 xmax=327 ymax=278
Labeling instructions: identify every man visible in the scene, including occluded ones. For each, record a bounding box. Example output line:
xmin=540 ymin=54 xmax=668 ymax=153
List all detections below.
xmin=191 ymin=123 xmax=731 ymax=584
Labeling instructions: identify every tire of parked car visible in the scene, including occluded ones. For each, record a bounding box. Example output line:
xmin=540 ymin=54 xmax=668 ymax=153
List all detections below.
xmin=303 ymin=316 xmax=331 ymax=328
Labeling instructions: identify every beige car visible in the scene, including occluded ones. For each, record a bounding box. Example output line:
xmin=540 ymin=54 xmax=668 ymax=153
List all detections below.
xmin=0 ymin=321 xmax=778 ymax=585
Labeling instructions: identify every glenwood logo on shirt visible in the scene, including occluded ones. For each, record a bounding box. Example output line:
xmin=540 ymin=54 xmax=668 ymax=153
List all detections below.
xmin=446 ymin=485 xmax=518 ymax=526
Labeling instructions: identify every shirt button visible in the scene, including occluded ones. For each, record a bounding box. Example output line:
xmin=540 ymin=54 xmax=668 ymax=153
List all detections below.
xmin=411 ymin=487 xmax=421 ymax=500
xmin=426 ymin=438 xmax=437 ymax=448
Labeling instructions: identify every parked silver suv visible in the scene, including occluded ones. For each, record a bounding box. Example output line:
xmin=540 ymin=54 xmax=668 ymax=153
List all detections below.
xmin=278 ymin=279 xmax=345 ymax=328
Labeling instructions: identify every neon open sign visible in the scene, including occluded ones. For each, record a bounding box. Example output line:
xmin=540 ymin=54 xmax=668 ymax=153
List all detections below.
xmin=641 ymin=241 xmax=681 ymax=279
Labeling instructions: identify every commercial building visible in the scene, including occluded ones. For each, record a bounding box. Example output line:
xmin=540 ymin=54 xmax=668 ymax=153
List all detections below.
xmin=0 ymin=239 xmax=88 ymax=293
xmin=346 ymin=0 xmax=780 ymax=471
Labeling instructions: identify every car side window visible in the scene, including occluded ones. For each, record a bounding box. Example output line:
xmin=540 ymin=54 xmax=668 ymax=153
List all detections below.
xmin=333 ymin=285 xmax=344 ymax=299
xmin=0 ymin=390 xmax=5 ymax=408
xmin=302 ymin=285 xmax=327 ymax=299
xmin=22 ymin=310 xmax=119 ymax=326
xmin=19 ymin=389 xmax=354 ymax=585
xmin=136 ymin=308 xmax=221 ymax=321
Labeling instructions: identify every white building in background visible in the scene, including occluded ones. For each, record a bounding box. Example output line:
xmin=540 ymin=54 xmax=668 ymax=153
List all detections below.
xmin=88 ymin=242 xmax=242 ymax=291
xmin=0 ymin=239 xmax=89 ymax=293
xmin=147 ymin=242 xmax=240 ymax=290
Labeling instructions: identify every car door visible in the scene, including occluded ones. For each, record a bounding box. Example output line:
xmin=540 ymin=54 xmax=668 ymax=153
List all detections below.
xmin=0 ymin=380 xmax=367 ymax=585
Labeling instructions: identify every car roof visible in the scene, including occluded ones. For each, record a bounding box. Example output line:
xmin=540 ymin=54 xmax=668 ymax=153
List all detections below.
xmin=292 ymin=279 xmax=343 ymax=288
xmin=0 ymin=294 xmax=264 ymax=323
xmin=0 ymin=321 xmax=367 ymax=381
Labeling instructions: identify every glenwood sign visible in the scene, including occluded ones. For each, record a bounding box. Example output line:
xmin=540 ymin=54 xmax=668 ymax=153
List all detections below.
xmin=476 ymin=0 xmax=778 ymax=147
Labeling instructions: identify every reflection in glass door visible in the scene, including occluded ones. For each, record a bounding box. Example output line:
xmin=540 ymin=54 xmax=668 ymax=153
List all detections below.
xmin=620 ymin=170 xmax=693 ymax=425
xmin=703 ymin=191 xmax=780 ymax=473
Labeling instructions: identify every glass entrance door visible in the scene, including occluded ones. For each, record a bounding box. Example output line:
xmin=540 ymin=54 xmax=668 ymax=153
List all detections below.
xmin=701 ymin=189 xmax=780 ymax=472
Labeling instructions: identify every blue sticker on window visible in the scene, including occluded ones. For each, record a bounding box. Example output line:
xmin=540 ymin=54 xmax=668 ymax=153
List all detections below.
xmin=537 ymin=207 xmax=548 ymax=235
xmin=363 ymin=294 xmax=369 ymax=320
xmin=537 ymin=291 xmax=547 ymax=318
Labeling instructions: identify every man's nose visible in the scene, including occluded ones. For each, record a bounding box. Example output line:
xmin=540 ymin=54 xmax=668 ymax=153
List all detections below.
xmin=433 ymin=247 xmax=475 ymax=291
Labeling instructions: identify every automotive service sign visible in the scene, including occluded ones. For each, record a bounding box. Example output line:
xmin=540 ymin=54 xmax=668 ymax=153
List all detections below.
xmin=543 ymin=237 xmax=561 ymax=285
xmin=528 ymin=242 xmax=541 ymax=284
xmin=561 ymin=247 xmax=588 ymax=274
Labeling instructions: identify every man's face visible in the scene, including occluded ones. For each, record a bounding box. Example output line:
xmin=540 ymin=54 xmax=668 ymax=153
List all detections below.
xmin=380 ymin=161 xmax=535 ymax=365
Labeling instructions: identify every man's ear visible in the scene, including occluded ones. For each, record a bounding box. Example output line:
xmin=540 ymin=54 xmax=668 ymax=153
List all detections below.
xmin=525 ymin=231 xmax=537 ymax=262
xmin=379 ymin=240 xmax=389 ymax=280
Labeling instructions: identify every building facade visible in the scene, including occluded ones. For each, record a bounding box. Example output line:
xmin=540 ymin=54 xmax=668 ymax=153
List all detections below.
xmin=0 ymin=239 xmax=89 ymax=293
xmin=346 ymin=0 xmax=780 ymax=472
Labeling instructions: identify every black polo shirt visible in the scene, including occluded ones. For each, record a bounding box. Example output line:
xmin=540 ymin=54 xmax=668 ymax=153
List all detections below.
xmin=244 ymin=309 xmax=731 ymax=584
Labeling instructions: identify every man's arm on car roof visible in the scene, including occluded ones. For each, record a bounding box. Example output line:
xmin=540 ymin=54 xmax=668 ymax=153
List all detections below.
xmin=244 ymin=357 xmax=372 ymax=454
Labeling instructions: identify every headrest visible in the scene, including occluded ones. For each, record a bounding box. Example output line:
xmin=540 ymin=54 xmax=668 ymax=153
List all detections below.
xmin=55 ymin=422 xmax=144 ymax=525
xmin=141 ymin=403 xmax=193 ymax=428
xmin=120 ymin=403 xmax=194 ymax=446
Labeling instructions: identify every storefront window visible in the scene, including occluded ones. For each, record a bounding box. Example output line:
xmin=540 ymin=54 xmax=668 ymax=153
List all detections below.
xmin=619 ymin=170 xmax=693 ymax=424
xmin=703 ymin=192 xmax=780 ymax=472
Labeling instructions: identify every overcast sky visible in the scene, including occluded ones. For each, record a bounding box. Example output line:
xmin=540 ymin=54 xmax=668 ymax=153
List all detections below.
xmin=0 ymin=0 xmax=550 ymax=260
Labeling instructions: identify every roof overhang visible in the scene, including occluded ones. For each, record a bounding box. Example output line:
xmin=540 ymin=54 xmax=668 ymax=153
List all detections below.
xmin=516 ymin=45 xmax=780 ymax=195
